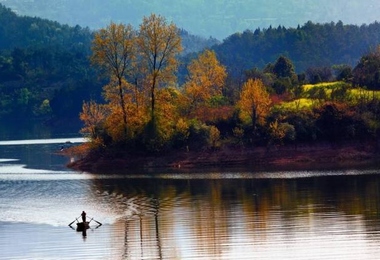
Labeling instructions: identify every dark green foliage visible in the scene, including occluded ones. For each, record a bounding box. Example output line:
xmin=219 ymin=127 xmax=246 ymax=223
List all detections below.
xmin=333 ymin=64 xmax=353 ymax=81
xmin=243 ymin=56 xmax=298 ymax=95
xmin=0 ymin=4 xmax=98 ymax=121
xmin=212 ymin=21 xmax=380 ymax=78
xmin=273 ymin=56 xmax=296 ymax=79
xmin=141 ymin=119 xmax=165 ymax=153
xmin=306 ymin=67 xmax=333 ymax=84
xmin=244 ymin=67 xmax=275 ymax=88
xmin=187 ymin=122 xmax=211 ymax=150
xmin=0 ymin=4 xmax=219 ymax=121
xmin=0 ymin=5 xmax=93 ymax=50
xmin=287 ymin=112 xmax=317 ymax=142
xmin=314 ymin=102 xmax=359 ymax=142
xmin=269 ymin=109 xmax=317 ymax=143
xmin=273 ymin=77 xmax=292 ymax=95
xmin=1 ymin=3 xmax=380 ymax=152
xmin=352 ymin=48 xmax=380 ymax=90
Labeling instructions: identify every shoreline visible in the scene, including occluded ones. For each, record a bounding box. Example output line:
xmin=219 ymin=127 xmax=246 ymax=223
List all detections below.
xmin=63 ymin=141 xmax=380 ymax=173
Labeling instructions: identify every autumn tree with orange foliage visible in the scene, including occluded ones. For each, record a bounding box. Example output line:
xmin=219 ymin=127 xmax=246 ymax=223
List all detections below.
xmin=137 ymin=14 xmax=182 ymax=132
xmin=237 ymin=79 xmax=272 ymax=133
xmin=81 ymin=16 xmax=276 ymax=153
xmin=79 ymin=100 xmax=108 ymax=144
xmin=102 ymin=78 xmax=148 ymax=142
xmin=183 ymin=49 xmax=227 ymax=119
xmin=91 ymin=22 xmax=136 ymax=139
xmin=81 ymin=15 xmax=182 ymax=149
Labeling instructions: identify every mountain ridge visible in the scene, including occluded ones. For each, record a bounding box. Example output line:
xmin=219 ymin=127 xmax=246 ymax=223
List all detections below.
xmin=2 ymin=0 xmax=380 ymax=40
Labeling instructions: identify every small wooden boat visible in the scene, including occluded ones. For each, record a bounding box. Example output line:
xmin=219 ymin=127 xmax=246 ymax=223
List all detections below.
xmin=76 ymin=221 xmax=90 ymax=231
xmin=69 ymin=216 xmax=101 ymax=231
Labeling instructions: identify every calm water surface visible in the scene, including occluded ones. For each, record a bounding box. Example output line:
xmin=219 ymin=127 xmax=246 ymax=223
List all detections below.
xmin=1 ymin=138 xmax=380 ymax=259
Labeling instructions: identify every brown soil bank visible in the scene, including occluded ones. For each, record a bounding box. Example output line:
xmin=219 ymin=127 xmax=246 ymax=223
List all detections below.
xmin=65 ymin=141 xmax=380 ymax=173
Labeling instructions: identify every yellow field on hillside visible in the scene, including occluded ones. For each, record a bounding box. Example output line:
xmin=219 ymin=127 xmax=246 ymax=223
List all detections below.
xmin=275 ymin=82 xmax=380 ymax=111
xmin=276 ymin=98 xmax=314 ymax=111
xmin=302 ymin=81 xmax=347 ymax=91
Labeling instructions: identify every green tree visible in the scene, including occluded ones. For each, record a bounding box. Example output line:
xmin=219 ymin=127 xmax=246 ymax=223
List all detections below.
xmin=333 ymin=64 xmax=353 ymax=81
xmin=353 ymin=46 xmax=380 ymax=90
xmin=269 ymin=120 xmax=296 ymax=145
xmin=306 ymin=66 xmax=333 ymax=83
xmin=314 ymin=102 xmax=356 ymax=142
xmin=273 ymin=55 xmax=296 ymax=79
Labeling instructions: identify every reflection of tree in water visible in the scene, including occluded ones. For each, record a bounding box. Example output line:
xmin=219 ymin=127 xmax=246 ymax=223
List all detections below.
xmin=89 ymin=174 xmax=380 ymax=258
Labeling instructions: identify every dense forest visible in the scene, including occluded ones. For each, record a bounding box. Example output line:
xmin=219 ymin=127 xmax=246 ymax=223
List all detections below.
xmin=1 ymin=4 xmax=380 ymax=154
xmin=76 ymin=14 xmax=380 ymax=156
xmin=3 ymin=0 xmax=380 ymax=40
xmin=0 ymin=4 xmax=216 ymax=123
xmin=0 ymin=4 xmax=97 ymax=122
xmin=214 ymin=21 xmax=380 ymax=76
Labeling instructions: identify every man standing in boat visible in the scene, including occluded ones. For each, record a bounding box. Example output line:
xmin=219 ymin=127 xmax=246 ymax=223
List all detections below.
xmin=81 ymin=211 xmax=86 ymax=223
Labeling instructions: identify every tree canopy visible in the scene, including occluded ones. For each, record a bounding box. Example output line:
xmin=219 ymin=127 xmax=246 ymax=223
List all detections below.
xmin=137 ymin=14 xmax=182 ymax=124
xmin=1 ymin=5 xmax=380 ymax=154
xmin=0 ymin=4 xmax=212 ymax=123
xmin=213 ymin=21 xmax=380 ymax=77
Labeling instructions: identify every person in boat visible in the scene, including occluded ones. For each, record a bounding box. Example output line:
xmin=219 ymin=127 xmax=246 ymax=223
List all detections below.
xmin=81 ymin=211 xmax=86 ymax=223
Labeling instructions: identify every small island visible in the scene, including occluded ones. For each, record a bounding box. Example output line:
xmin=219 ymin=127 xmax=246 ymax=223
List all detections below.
xmin=1 ymin=6 xmax=380 ymax=173
xmin=64 ymin=15 xmax=380 ymax=173
xmin=65 ymin=141 xmax=379 ymax=173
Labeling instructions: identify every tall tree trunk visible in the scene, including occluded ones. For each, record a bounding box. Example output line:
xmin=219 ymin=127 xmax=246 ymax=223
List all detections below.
xmin=252 ymin=107 xmax=257 ymax=135
xmin=151 ymin=76 xmax=156 ymax=130
xmin=118 ymin=77 xmax=128 ymax=139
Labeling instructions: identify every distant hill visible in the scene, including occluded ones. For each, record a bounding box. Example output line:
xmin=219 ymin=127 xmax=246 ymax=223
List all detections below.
xmin=0 ymin=4 xmax=93 ymax=50
xmin=1 ymin=3 xmax=380 ymax=123
xmin=0 ymin=3 xmax=217 ymax=55
xmin=212 ymin=21 xmax=380 ymax=74
xmin=0 ymin=4 xmax=215 ymax=121
xmin=2 ymin=0 xmax=380 ymax=40
xmin=0 ymin=4 xmax=97 ymax=121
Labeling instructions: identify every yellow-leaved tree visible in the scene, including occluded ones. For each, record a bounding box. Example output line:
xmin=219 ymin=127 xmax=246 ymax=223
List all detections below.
xmin=237 ymin=79 xmax=272 ymax=133
xmin=101 ymin=77 xmax=148 ymax=142
xmin=79 ymin=100 xmax=108 ymax=144
xmin=155 ymin=87 xmax=181 ymax=143
xmin=137 ymin=14 xmax=182 ymax=133
xmin=91 ymin=22 xmax=136 ymax=139
xmin=183 ymin=49 xmax=227 ymax=117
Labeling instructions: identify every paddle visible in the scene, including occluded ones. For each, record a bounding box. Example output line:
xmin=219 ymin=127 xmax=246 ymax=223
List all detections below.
xmin=93 ymin=219 xmax=102 ymax=226
xmin=68 ymin=217 xmax=79 ymax=227
xmin=88 ymin=216 xmax=102 ymax=226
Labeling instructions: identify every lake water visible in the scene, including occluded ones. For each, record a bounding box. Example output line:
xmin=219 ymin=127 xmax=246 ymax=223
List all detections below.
xmin=1 ymin=138 xmax=380 ymax=259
